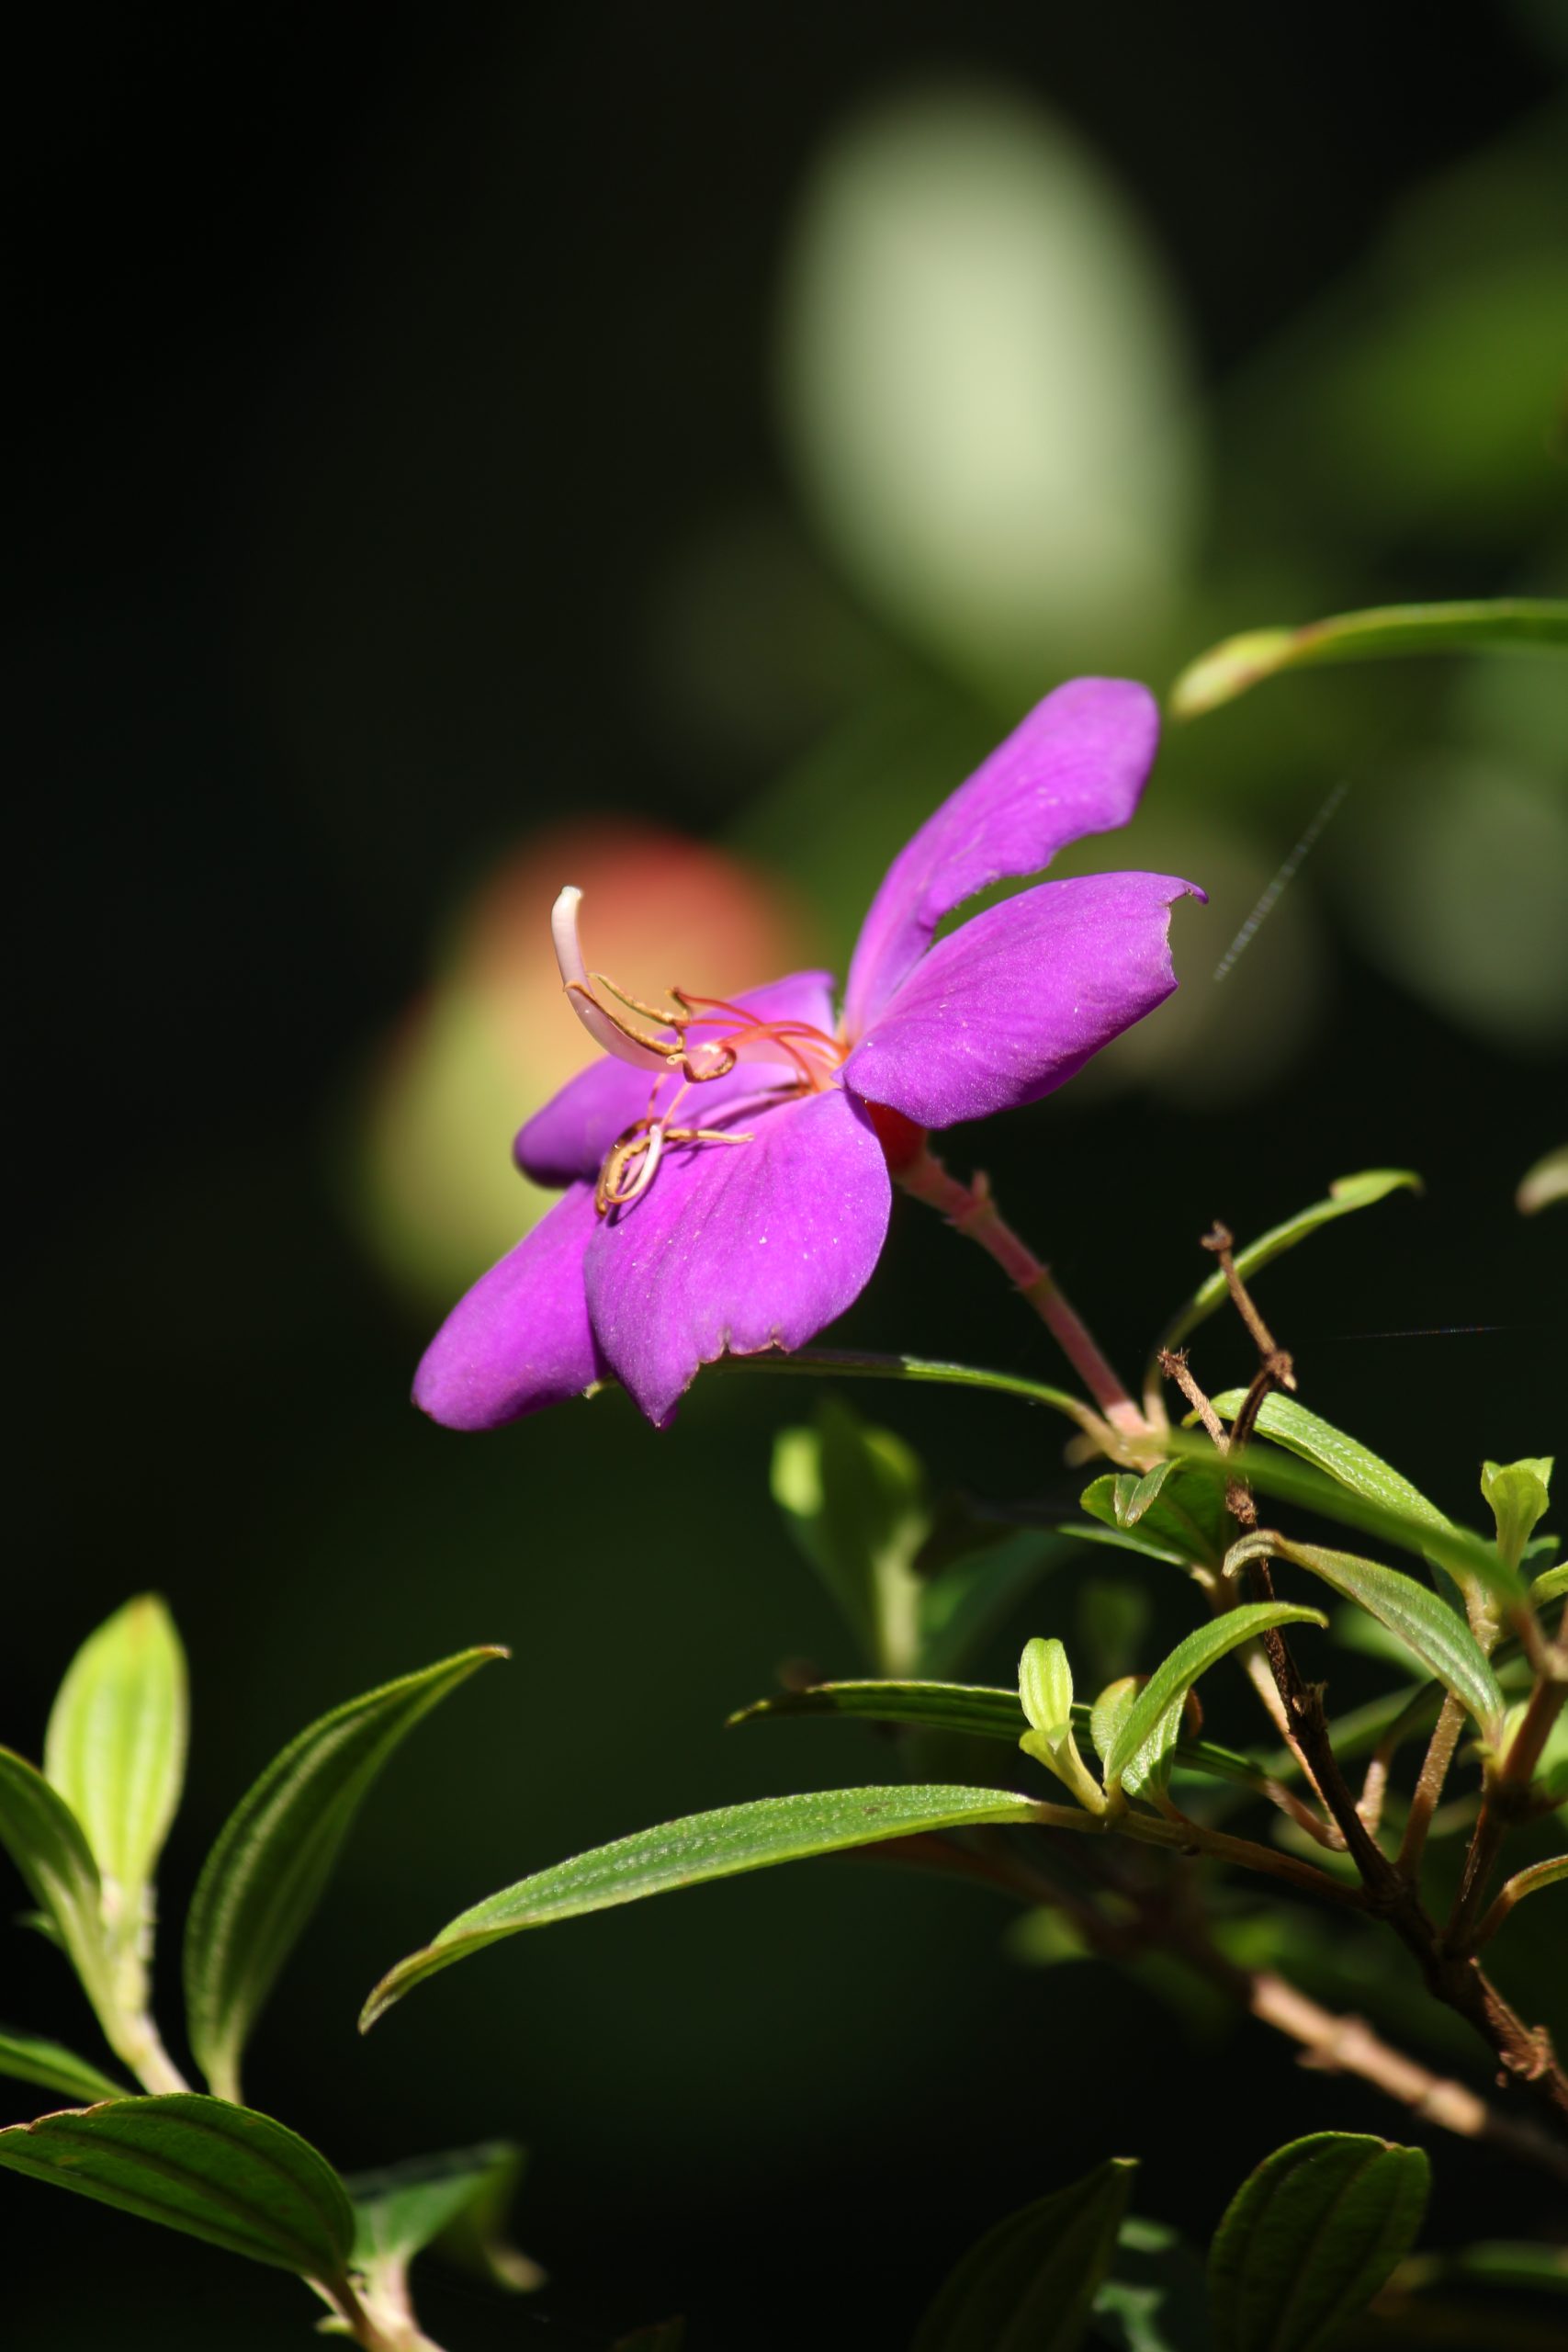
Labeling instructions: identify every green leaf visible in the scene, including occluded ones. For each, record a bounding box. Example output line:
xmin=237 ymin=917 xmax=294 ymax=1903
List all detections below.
xmin=1171 ymin=597 xmax=1568 ymax=719
xmin=1207 ymin=1393 xmax=1451 ymax=1539
xmin=0 ymin=1747 xmax=115 ymax=2021
xmin=771 ymin=1397 xmax=929 ymax=1674
xmin=0 ymin=2093 xmax=355 ymax=2287
xmin=1208 ymin=2131 xmax=1430 ymax=2352
xmin=361 ymin=1783 xmax=1044 ymax=2030
xmin=1165 ymin=1433 xmax=1527 ymax=1607
xmin=184 ymin=1645 xmax=505 ymax=2104
xmin=1089 ymin=1680 xmax=1140 ymax=1772
xmin=1080 ymin=1461 xmax=1232 ymax=1570
xmin=1103 ymin=1605 xmax=1326 ymax=1799
xmin=1532 ymin=1561 xmax=1568 ymax=1607
xmin=1229 ymin=1535 xmax=1506 ymax=1739
xmin=1481 ymin=1457 xmax=1554 ymax=1576
xmin=727 ymin=1679 xmax=1265 ymax=1790
xmin=345 ymin=2141 xmax=543 ymax=2294
xmin=1150 ymin=1171 xmax=1420 ymax=1370
xmin=919 ymin=1531 xmax=1066 ymax=1680
xmin=910 ymin=2156 xmax=1137 ymax=2352
xmin=43 ymin=1596 xmax=187 ymax=1913
xmin=0 ymin=2029 xmax=128 ymax=2107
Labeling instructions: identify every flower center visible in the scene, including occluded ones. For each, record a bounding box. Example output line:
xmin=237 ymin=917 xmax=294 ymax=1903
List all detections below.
xmin=552 ymin=886 xmax=850 ymax=1214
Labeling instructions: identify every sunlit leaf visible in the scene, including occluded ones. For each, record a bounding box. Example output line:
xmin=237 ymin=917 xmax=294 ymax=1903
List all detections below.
xmin=184 ymin=1647 xmax=505 ymax=2104
xmin=1532 ymin=1562 xmax=1568 ymax=1606
xmin=43 ymin=1596 xmax=187 ymax=1918
xmin=1164 ymin=1433 xmax=1526 ymax=1607
xmin=0 ymin=1748 xmax=115 ymax=2022
xmin=346 ymin=2141 xmax=543 ymax=2294
xmin=1103 ymin=1604 xmax=1326 ymax=1798
xmin=0 ymin=2093 xmax=355 ymax=2287
xmin=1207 ymin=1394 xmax=1450 ymax=1537
xmin=727 ymin=1678 xmax=1263 ymax=1788
xmin=1208 ymin=2131 xmax=1429 ymax=2352
xmin=911 ymin=2156 xmax=1137 ymax=2351
xmin=725 ymin=1346 xmax=1101 ymax=1435
xmin=1089 ymin=1680 xmax=1140 ymax=1772
xmin=361 ymin=1784 xmax=1043 ymax=2030
xmin=1480 ymin=1457 xmax=1554 ymax=1576
xmin=1228 ymin=1535 xmax=1506 ymax=1738
xmin=0 ymin=2029 xmax=127 ymax=2107
xmin=1171 ymin=598 xmax=1568 ymax=719
xmin=771 ymin=1397 xmax=928 ymax=1674
xmin=1150 ymin=1171 xmax=1420 ymax=1373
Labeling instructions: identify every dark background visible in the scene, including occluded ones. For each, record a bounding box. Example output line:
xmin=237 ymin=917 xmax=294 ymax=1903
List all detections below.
xmin=8 ymin=6 xmax=1566 ymax=2346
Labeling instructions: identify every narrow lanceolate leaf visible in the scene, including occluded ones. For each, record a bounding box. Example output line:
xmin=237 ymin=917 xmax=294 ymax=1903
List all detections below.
xmin=361 ymin=1784 xmax=1044 ymax=2030
xmin=1103 ymin=1605 xmax=1326 ymax=1799
xmin=184 ymin=1647 xmax=505 ymax=2103
xmin=1229 ymin=1536 xmax=1506 ymax=1740
xmin=0 ymin=2028 xmax=128 ymax=2107
xmin=1171 ymin=597 xmax=1568 ymax=720
xmin=345 ymin=2141 xmax=543 ymax=2292
xmin=1208 ymin=1394 xmax=1450 ymax=1538
xmin=1150 ymin=1170 xmax=1420 ymax=1369
xmin=1079 ymin=1462 xmax=1231 ymax=1571
xmin=43 ymin=1596 xmax=188 ymax=1906
xmin=1532 ymin=1561 xmax=1568 ymax=1607
xmin=1208 ymin=2132 xmax=1430 ymax=2352
xmin=727 ymin=1679 xmax=1264 ymax=1789
xmin=1166 ymin=1434 xmax=1526 ymax=1607
xmin=0 ymin=1747 xmax=115 ymax=2020
xmin=911 ymin=2157 xmax=1137 ymax=2352
xmin=0 ymin=2093 xmax=355 ymax=2287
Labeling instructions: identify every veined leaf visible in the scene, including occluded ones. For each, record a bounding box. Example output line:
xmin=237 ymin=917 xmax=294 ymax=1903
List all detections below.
xmin=0 ymin=2093 xmax=355 ymax=2287
xmin=1229 ymin=1535 xmax=1506 ymax=1739
xmin=911 ymin=2157 xmax=1136 ymax=2352
xmin=1208 ymin=1394 xmax=1450 ymax=1538
xmin=727 ymin=1679 xmax=1264 ymax=1788
xmin=0 ymin=1747 xmax=115 ymax=2021
xmin=1164 ymin=1433 xmax=1526 ymax=1606
xmin=361 ymin=1784 xmax=1043 ymax=2030
xmin=345 ymin=2141 xmax=543 ymax=2294
xmin=0 ymin=2029 xmax=128 ymax=2107
xmin=1150 ymin=1171 xmax=1420 ymax=1370
xmin=43 ymin=1596 xmax=187 ymax=1908
xmin=1208 ymin=2131 xmax=1430 ymax=2352
xmin=1171 ymin=597 xmax=1568 ymax=719
xmin=184 ymin=1646 xmax=504 ymax=2103
xmin=1103 ymin=1605 xmax=1326 ymax=1798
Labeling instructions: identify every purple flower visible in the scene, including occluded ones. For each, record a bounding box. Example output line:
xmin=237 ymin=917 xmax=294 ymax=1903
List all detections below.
xmin=414 ymin=677 xmax=1201 ymax=1430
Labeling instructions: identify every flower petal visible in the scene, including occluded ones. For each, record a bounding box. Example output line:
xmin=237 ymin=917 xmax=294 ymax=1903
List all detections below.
xmin=583 ymin=1086 xmax=891 ymax=1427
xmin=413 ymin=1182 xmax=606 ymax=1429
xmin=843 ymin=678 xmax=1160 ymax=1033
xmin=516 ymin=970 xmax=840 ymax=1183
xmin=843 ymin=872 xmax=1202 ymax=1130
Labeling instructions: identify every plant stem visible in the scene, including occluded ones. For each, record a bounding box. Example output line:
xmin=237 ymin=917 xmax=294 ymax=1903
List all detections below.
xmin=898 ymin=1148 xmax=1156 ymax=1446
xmin=1445 ymin=1664 xmax=1567 ymax=1955
xmin=1396 ymin=1694 xmax=1466 ymax=1882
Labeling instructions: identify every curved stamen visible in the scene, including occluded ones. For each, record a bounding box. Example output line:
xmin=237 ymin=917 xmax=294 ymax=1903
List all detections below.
xmin=553 ymin=888 xmax=673 ymax=1071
